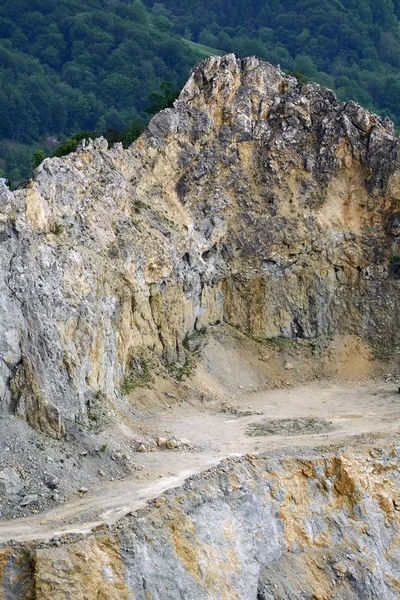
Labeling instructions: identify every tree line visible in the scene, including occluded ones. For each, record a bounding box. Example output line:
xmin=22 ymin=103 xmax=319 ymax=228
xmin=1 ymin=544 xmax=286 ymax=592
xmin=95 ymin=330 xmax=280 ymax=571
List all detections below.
xmin=0 ymin=0 xmax=198 ymax=180
xmin=3 ymin=0 xmax=400 ymax=181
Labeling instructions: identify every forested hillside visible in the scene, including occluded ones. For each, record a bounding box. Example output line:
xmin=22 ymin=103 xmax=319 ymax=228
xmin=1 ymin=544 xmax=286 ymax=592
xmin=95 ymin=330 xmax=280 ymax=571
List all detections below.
xmin=0 ymin=0 xmax=202 ymax=180
xmin=2 ymin=0 xmax=400 ymax=180
xmin=143 ymin=0 xmax=400 ymax=122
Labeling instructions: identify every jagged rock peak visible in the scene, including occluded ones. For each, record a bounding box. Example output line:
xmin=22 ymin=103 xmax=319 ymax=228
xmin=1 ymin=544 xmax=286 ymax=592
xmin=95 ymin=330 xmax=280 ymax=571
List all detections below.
xmin=0 ymin=54 xmax=397 ymax=438
xmin=151 ymin=52 xmax=394 ymax=145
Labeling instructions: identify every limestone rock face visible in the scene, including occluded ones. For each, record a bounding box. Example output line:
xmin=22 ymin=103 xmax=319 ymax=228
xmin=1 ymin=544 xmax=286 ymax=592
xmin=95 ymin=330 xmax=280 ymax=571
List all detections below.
xmin=0 ymin=54 xmax=398 ymax=434
xmin=3 ymin=447 xmax=400 ymax=599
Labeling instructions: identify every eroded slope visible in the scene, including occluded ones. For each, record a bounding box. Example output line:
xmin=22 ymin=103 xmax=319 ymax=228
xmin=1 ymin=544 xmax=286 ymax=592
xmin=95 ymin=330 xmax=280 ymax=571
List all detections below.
xmin=0 ymin=54 xmax=397 ymax=438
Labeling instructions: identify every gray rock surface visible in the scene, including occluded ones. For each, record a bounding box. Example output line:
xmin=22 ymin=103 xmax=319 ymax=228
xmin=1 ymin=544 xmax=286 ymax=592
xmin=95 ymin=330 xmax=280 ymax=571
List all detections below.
xmin=0 ymin=53 xmax=397 ymax=443
xmin=4 ymin=446 xmax=400 ymax=599
xmin=116 ymin=448 xmax=400 ymax=599
xmin=0 ymin=467 xmax=23 ymax=497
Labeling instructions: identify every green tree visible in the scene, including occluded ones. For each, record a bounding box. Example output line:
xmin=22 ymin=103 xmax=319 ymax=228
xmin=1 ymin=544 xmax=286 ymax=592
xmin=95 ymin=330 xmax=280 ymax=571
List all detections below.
xmin=121 ymin=116 xmax=148 ymax=147
xmin=145 ymin=81 xmax=181 ymax=114
xmin=52 ymin=130 xmax=95 ymax=158
xmin=31 ymin=149 xmax=46 ymax=169
xmin=131 ymin=0 xmax=150 ymax=26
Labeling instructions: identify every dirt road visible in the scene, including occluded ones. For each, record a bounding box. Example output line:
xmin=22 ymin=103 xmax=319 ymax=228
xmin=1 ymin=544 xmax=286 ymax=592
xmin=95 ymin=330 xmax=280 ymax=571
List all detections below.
xmin=0 ymin=381 xmax=398 ymax=544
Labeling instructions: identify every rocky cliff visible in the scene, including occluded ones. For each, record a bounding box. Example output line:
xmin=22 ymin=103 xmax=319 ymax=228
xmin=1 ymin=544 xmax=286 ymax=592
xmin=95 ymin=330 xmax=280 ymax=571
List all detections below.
xmin=0 ymin=53 xmax=398 ymax=439
xmin=3 ymin=444 xmax=400 ymax=599
xmin=0 ymin=53 xmax=399 ymax=599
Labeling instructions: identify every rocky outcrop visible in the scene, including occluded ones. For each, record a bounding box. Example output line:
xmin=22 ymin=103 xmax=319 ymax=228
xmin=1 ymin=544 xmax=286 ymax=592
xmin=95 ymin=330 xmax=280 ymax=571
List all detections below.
xmin=0 ymin=54 xmax=398 ymax=435
xmin=3 ymin=445 xmax=400 ymax=599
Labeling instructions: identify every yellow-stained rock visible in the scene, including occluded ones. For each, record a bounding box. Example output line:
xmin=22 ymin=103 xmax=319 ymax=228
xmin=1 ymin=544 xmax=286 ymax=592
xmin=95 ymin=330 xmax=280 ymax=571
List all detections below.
xmin=33 ymin=537 xmax=133 ymax=600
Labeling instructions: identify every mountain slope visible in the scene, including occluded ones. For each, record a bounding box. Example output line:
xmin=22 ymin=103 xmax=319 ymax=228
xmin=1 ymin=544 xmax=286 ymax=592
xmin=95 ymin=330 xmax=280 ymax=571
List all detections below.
xmin=0 ymin=0 xmax=204 ymax=179
xmin=144 ymin=0 xmax=400 ymax=125
xmin=0 ymin=53 xmax=398 ymax=439
xmin=0 ymin=54 xmax=398 ymax=596
xmin=3 ymin=0 xmax=400 ymax=180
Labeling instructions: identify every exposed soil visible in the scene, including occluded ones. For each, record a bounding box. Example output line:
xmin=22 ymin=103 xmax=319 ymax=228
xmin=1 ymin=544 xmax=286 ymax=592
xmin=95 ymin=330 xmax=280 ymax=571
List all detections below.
xmin=0 ymin=326 xmax=398 ymax=545
xmin=0 ymin=378 xmax=399 ymax=545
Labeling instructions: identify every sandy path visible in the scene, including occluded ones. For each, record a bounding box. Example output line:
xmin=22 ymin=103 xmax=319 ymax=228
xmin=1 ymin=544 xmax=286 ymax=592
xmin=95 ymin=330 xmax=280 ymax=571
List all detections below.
xmin=0 ymin=381 xmax=398 ymax=545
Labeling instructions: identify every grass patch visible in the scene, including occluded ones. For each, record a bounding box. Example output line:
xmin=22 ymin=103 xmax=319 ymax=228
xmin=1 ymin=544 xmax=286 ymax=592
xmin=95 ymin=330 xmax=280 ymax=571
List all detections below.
xmin=50 ymin=222 xmax=63 ymax=235
xmin=121 ymin=357 xmax=152 ymax=394
xmin=166 ymin=358 xmax=193 ymax=382
xmin=227 ymin=322 xmax=319 ymax=355
xmin=228 ymin=322 xmax=297 ymax=349
xmin=166 ymin=327 xmax=208 ymax=382
xmin=132 ymin=199 xmax=147 ymax=214
xmin=181 ymin=38 xmax=223 ymax=58
xmin=370 ymin=343 xmax=398 ymax=361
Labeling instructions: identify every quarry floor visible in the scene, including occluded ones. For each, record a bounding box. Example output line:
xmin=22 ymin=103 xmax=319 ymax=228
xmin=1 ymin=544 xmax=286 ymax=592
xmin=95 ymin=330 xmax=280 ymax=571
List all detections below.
xmin=1 ymin=379 xmax=399 ymax=545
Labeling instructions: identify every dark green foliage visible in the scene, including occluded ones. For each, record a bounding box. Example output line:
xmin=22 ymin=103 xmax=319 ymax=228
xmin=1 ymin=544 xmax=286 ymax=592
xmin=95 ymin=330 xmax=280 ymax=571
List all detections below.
xmin=31 ymin=149 xmax=46 ymax=169
xmin=287 ymin=71 xmax=308 ymax=84
xmin=102 ymin=116 xmax=148 ymax=148
xmin=0 ymin=0 xmax=200 ymax=179
xmin=50 ymin=222 xmax=64 ymax=235
xmin=120 ymin=356 xmax=152 ymax=394
xmin=121 ymin=116 xmax=148 ymax=148
xmin=143 ymin=0 xmax=400 ymax=126
xmin=52 ymin=130 xmax=96 ymax=157
xmin=144 ymin=81 xmax=181 ymax=114
xmin=0 ymin=140 xmax=44 ymax=182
